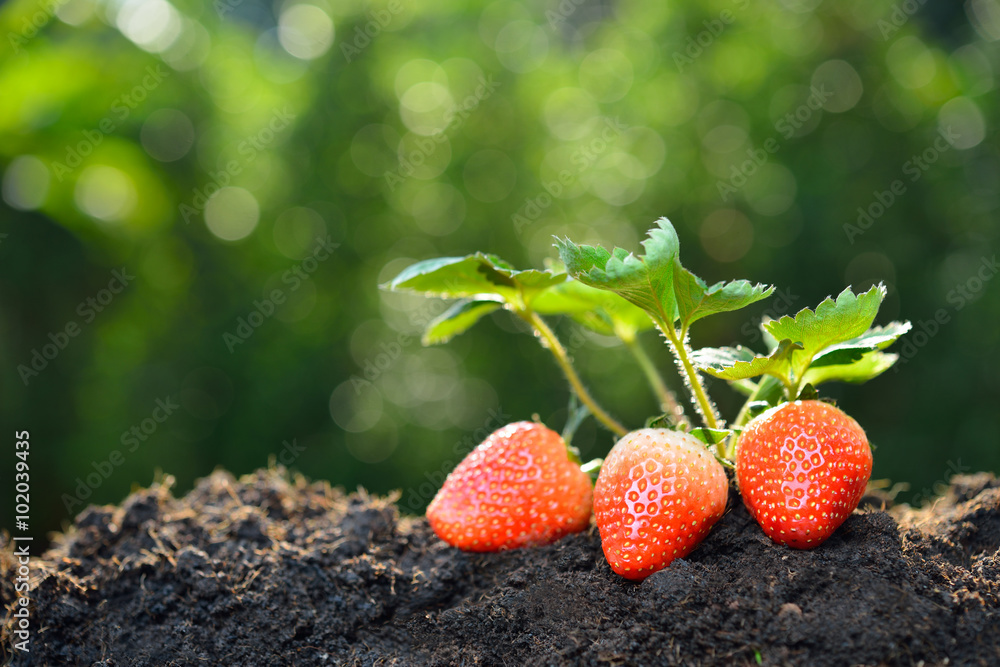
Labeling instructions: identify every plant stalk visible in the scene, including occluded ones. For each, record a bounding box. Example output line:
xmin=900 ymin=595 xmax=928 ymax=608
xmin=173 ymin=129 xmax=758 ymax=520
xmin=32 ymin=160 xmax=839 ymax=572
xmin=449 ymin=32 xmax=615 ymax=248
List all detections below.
xmin=656 ymin=318 xmax=722 ymax=440
xmin=624 ymin=337 xmax=689 ymax=429
xmin=522 ymin=311 xmax=628 ymax=438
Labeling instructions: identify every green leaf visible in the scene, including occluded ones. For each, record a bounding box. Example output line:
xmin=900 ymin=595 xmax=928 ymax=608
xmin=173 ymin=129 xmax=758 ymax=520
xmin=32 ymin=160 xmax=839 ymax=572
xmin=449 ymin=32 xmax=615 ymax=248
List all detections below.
xmin=531 ymin=278 xmax=654 ymax=340
xmin=422 ymin=299 xmax=501 ymax=346
xmin=802 ymin=350 xmax=899 ymax=386
xmin=763 ymin=284 xmax=887 ymax=382
xmin=556 ymin=218 xmax=773 ymax=334
xmin=382 ymin=253 xmax=565 ymax=307
xmin=810 ymin=321 xmax=913 ymax=367
xmin=691 ymin=339 xmax=802 ymax=381
xmin=555 ymin=218 xmax=681 ymax=326
xmin=695 ymin=285 xmax=904 ymax=396
xmin=673 ymin=268 xmax=773 ymax=332
xmin=689 ymin=427 xmax=734 ymax=446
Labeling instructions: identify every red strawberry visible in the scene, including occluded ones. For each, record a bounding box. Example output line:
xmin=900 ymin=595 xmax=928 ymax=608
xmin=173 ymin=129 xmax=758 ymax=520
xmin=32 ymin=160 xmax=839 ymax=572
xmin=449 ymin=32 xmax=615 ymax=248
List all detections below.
xmin=426 ymin=421 xmax=593 ymax=551
xmin=593 ymin=429 xmax=728 ymax=581
xmin=736 ymin=400 xmax=872 ymax=549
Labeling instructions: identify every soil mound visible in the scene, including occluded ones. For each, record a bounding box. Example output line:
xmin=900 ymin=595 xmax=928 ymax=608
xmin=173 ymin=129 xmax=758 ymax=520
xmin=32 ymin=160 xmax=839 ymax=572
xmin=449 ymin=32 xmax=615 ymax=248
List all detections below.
xmin=3 ymin=469 xmax=999 ymax=666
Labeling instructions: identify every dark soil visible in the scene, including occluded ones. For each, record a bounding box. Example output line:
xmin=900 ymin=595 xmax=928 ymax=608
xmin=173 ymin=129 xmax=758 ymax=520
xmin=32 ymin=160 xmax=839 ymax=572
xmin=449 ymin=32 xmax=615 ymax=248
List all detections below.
xmin=3 ymin=468 xmax=999 ymax=666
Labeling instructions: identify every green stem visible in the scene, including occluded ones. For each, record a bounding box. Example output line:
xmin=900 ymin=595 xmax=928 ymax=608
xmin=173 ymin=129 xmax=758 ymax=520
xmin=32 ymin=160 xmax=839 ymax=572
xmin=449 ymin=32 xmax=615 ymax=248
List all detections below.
xmin=656 ymin=318 xmax=721 ymax=439
xmin=522 ymin=311 xmax=628 ymax=438
xmin=732 ymin=399 xmax=756 ymax=432
xmin=624 ymin=337 xmax=689 ymax=429
xmin=729 ymin=393 xmax=758 ymax=462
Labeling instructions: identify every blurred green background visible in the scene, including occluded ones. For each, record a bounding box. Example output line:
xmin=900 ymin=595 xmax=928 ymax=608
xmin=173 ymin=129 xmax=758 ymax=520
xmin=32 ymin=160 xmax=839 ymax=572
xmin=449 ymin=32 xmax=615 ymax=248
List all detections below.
xmin=1 ymin=0 xmax=997 ymax=543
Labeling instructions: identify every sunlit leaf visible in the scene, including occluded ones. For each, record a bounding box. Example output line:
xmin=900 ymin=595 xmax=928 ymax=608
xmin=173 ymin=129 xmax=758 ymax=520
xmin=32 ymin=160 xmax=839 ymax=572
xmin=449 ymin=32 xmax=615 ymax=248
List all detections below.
xmin=764 ymin=284 xmax=887 ymax=381
xmin=382 ymin=253 xmax=565 ymax=307
xmin=692 ymin=339 xmax=802 ymax=381
xmin=803 ymin=350 xmax=899 ymax=386
xmin=422 ymin=299 xmax=501 ymax=345
xmin=532 ymin=278 xmax=654 ymax=340
xmin=673 ymin=267 xmax=773 ymax=331
xmin=810 ymin=321 xmax=913 ymax=367
xmin=555 ymin=218 xmax=680 ymax=326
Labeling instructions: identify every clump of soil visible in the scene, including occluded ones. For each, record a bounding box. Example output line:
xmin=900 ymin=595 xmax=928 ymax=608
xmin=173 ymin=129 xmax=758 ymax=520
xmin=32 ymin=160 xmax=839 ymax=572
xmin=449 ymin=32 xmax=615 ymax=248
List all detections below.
xmin=3 ymin=468 xmax=999 ymax=665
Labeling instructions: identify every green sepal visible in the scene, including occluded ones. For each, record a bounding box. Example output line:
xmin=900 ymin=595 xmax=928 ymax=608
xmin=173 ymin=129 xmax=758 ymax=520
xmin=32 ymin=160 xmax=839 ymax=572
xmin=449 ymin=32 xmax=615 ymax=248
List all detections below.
xmin=645 ymin=413 xmax=674 ymax=429
xmin=689 ymin=427 xmax=734 ymax=446
xmin=742 ymin=400 xmax=774 ymax=422
xmin=795 ymin=384 xmax=819 ymax=401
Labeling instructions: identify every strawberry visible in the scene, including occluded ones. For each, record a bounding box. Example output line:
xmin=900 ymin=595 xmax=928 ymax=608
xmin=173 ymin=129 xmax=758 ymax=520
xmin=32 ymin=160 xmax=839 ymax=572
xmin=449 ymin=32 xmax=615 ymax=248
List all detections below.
xmin=736 ymin=400 xmax=872 ymax=549
xmin=593 ymin=429 xmax=728 ymax=581
xmin=426 ymin=421 xmax=593 ymax=551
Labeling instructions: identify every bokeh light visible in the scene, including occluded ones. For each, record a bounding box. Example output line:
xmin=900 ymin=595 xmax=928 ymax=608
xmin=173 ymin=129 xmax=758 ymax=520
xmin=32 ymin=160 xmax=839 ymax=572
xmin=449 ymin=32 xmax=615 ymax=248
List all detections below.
xmin=74 ymin=165 xmax=138 ymax=223
xmin=279 ymin=4 xmax=335 ymax=60
xmin=141 ymin=109 xmax=195 ymax=162
xmin=938 ymin=96 xmax=986 ymax=149
xmin=700 ymin=209 xmax=754 ymax=263
xmin=115 ymin=0 xmax=183 ymax=54
xmin=204 ymin=187 xmax=260 ymax=241
xmin=2 ymin=156 xmax=50 ymax=211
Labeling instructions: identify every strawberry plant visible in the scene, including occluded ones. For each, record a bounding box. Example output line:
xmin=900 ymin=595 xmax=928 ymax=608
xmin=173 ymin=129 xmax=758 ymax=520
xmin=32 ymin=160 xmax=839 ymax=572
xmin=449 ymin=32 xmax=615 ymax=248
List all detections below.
xmin=384 ymin=217 xmax=911 ymax=578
